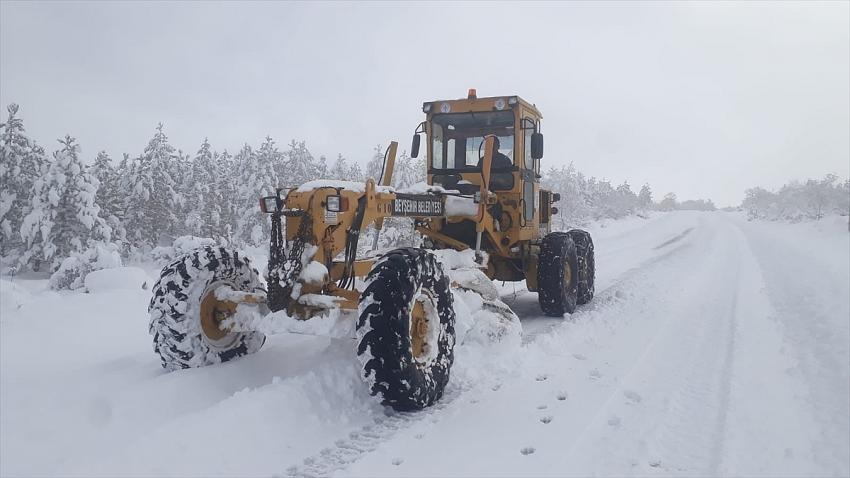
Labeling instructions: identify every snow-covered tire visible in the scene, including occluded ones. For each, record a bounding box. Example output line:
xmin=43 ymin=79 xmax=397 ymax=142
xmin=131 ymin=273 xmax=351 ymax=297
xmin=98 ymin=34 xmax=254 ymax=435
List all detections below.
xmin=148 ymin=246 xmax=266 ymax=371
xmin=356 ymin=248 xmax=456 ymax=411
xmin=567 ymin=229 xmax=595 ymax=305
xmin=537 ymin=232 xmax=579 ymax=316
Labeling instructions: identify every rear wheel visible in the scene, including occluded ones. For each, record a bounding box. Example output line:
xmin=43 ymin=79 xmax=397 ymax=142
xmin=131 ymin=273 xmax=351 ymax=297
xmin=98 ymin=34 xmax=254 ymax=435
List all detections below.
xmin=356 ymin=248 xmax=456 ymax=411
xmin=537 ymin=232 xmax=579 ymax=316
xmin=567 ymin=229 xmax=595 ymax=305
xmin=148 ymin=246 xmax=266 ymax=371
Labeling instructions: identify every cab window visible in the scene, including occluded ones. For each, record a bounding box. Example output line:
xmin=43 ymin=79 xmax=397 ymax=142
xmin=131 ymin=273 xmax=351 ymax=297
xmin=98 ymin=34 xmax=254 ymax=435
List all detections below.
xmin=430 ymin=110 xmax=514 ymax=170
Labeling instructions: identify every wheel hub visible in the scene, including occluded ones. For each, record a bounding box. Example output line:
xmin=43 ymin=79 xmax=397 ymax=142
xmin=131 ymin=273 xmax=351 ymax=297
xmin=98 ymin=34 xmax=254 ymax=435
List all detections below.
xmin=411 ymin=301 xmax=428 ymax=359
xmin=199 ymin=287 xmax=238 ymax=342
xmin=410 ymin=291 xmax=440 ymax=364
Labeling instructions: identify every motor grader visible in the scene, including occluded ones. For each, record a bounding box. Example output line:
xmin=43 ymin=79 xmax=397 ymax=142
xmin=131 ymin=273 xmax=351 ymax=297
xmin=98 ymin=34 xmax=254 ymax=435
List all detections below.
xmin=147 ymin=90 xmax=595 ymax=411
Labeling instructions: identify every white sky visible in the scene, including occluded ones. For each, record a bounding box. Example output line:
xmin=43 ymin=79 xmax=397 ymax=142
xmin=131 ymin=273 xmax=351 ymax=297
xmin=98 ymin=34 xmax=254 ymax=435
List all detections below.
xmin=1 ymin=1 xmax=848 ymax=206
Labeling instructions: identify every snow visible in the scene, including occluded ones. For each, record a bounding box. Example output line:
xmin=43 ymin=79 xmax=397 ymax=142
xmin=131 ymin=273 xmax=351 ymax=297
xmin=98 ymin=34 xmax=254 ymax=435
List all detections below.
xmin=301 ymin=260 xmax=329 ymax=284
xmin=84 ymin=267 xmax=152 ymax=293
xmin=298 ymin=293 xmax=344 ymax=308
xmin=444 ymin=195 xmax=479 ymax=216
xmin=223 ymin=307 xmax=355 ymax=339
xmin=295 ymin=180 xmax=394 ymax=194
xmin=397 ymin=181 xmax=454 ymax=195
xmin=2 ymin=211 xmax=848 ymax=477
xmin=0 ymin=279 xmax=33 ymax=314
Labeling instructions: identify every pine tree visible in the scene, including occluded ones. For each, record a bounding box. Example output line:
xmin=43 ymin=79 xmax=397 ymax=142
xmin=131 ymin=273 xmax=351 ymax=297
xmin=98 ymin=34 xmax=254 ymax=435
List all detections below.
xmin=234 ymin=140 xmax=278 ymax=246
xmin=638 ymin=183 xmax=653 ymax=209
xmin=90 ymin=151 xmax=127 ymax=246
xmin=348 ymin=161 xmax=365 ymax=182
xmin=283 ymin=139 xmax=318 ymax=185
xmin=20 ymin=135 xmax=110 ymax=271
xmin=316 ymin=154 xmax=328 ymax=179
xmin=124 ymin=123 xmax=180 ymax=249
xmin=542 ymin=163 xmax=590 ymax=229
xmin=172 ymin=148 xmax=191 ymax=236
xmin=185 ymin=138 xmax=218 ymax=237
xmin=329 ymin=153 xmax=349 ymax=179
xmin=215 ymin=149 xmax=237 ymax=244
xmin=390 ymin=151 xmax=425 ymax=189
xmin=365 ymin=144 xmax=385 ymax=182
xmin=659 ymin=192 xmax=678 ymax=211
xmin=0 ymin=104 xmax=46 ymax=256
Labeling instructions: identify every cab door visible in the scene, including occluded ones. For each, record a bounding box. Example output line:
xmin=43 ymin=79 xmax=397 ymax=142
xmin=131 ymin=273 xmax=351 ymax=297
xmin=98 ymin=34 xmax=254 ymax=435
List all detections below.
xmin=520 ymin=117 xmax=539 ymax=228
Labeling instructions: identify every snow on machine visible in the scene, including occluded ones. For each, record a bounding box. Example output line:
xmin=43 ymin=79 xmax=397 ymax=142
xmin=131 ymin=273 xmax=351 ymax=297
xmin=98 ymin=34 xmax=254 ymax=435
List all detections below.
xmin=147 ymin=90 xmax=596 ymax=411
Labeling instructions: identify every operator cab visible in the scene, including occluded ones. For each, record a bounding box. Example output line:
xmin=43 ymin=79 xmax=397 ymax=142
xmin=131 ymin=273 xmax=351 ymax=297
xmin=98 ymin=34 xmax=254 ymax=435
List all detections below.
xmin=410 ymin=90 xmax=549 ymax=263
xmin=412 ymin=89 xmax=543 ymax=197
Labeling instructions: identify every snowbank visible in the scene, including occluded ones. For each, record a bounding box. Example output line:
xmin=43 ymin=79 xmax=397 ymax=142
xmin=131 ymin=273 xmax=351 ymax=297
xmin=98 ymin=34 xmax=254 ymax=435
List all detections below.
xmin=48 ymin=244 xmax=123 ymax=290
xmin=429 ymin=249 xmax=522 ymax=350
xmin=84 ymin=267 xmax=152 ymax=293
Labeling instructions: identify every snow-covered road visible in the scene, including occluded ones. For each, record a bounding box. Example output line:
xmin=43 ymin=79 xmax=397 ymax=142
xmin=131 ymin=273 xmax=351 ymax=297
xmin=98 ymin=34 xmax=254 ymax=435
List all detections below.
xmin=2 ymin=211 xmax=848 ymax=477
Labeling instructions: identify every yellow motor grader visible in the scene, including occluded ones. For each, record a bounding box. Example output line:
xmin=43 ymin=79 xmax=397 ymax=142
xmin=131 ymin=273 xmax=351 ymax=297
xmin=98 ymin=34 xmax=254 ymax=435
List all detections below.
xmin=148 ymin=90 xmax=595 ymax=411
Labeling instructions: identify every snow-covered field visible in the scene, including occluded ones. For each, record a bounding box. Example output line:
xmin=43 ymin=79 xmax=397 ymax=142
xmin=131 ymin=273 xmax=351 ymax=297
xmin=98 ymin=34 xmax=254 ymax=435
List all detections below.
xmin=1 ymin=211 xmax=848 ymax=477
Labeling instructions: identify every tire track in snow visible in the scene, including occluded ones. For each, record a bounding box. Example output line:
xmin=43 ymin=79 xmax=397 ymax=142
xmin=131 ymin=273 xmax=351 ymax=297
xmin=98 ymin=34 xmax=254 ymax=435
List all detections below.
xmin=546 ymin=216 xmax=742 ymax=475
xmin=513 ymin=226 xmax=699 ymax=342
xmin=282 ymin=382 xmax=469 ymax=478
xmin=627 ymin=217 xmax=740 ymax=475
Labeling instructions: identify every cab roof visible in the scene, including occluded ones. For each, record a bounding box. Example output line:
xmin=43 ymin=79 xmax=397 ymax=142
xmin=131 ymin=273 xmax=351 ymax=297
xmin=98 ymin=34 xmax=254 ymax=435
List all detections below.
xmin=423 ymin=92 xmax=542 ymax=119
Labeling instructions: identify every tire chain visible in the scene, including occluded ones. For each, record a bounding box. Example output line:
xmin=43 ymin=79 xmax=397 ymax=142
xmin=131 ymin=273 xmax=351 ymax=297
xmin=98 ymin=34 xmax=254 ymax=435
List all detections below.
xmin=268 ymin=213 xmax=313 ymax=312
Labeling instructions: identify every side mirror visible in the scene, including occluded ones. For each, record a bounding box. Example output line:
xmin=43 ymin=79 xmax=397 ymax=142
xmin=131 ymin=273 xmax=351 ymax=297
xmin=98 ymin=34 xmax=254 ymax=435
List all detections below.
xmin=411 ymin=134 xmax=421 ymax=158
xmin=531 ymin=132 xmax=544 ymax=160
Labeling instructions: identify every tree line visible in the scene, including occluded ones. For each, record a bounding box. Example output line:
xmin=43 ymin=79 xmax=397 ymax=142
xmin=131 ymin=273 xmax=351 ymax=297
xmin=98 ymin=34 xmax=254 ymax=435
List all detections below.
xmin=2 ymin=103 xmax=707 ymax=279
xmin=743 ymin=175 xmax=849 ymax=221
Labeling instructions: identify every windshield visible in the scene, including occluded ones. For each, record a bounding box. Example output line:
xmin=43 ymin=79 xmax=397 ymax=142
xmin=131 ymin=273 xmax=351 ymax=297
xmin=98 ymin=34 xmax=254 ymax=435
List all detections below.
xmin=430 ymin=111 xmax=515 ymax=170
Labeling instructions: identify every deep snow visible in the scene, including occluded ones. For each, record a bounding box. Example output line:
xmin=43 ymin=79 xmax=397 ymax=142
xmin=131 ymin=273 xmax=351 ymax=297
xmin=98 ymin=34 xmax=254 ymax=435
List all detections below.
xmin=1 ymin=211 xmax=848 ymax=477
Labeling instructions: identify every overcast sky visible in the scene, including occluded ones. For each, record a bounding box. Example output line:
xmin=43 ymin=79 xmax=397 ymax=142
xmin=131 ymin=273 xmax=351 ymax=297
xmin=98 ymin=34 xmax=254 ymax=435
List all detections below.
xmin=1 ymin=1 xmax=848 ymax=206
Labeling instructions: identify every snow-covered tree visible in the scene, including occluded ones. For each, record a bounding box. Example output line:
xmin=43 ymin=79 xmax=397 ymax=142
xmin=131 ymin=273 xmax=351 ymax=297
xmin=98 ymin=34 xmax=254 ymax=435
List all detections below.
xmin=329 ymin=153 xmax=349 ymax=179
xmin=542 ymin=163 xmax=590 ymax=229
xmin=90 ymin=151 xmax=127 ymax=246
xmin=20 ymin=135 xmax=110 ymax=271
xmin=316 ymin=154 xmax=328 ymax=179
xmin=185 ymin=138 xmax=219 ymax=238
xmin=215 ymin=149 xmax=237 ymax=244
xmin=391 ymin=151 xmax=426 ymax=189
xmin=124 ymin=123 xmax=180 ymax=249
xmin=365 ymin=144 xmax=385 ymax=182
xmin=678 ymin=198 xmax=716 ymax=211
xmin=742 ymin=175 xmax=849 ymax=221
xmin=613 ymin=182 xmax=638 ymax=216
xmin=0 ymin=104 xmax=46 ymax=257
xmin=638 ymin=183 xmax=653 ymax=209
xmin=234 ymin=140 xmax=278 ymax=246
xmin=348 ymin=161 xmax=365 ymax=182
xmin=659 ymin=192 xmax=678 ymax=211
xmin=282 ymin=139 xmax=318 ymax=186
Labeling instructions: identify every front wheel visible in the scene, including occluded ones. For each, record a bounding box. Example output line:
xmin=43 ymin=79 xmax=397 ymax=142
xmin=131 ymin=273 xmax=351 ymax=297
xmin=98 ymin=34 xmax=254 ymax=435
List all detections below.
xmin=148 ymin=246 xmax=266 ymax=371
xmin=537 ymin=232 xmax=579 ymax=316
xmin=356 ymin=248 xmax=456 ymax=411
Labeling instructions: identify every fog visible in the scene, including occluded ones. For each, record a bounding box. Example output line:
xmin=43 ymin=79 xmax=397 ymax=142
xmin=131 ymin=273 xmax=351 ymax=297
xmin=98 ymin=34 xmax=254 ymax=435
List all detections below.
xmin=1 ymin=1 xmax=848 ymax=206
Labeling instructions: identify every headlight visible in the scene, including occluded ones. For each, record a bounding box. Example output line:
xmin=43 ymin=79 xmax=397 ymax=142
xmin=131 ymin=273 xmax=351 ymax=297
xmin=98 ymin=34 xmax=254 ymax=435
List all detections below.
xmin=326 ymin=195 xmax=341 ymax=212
